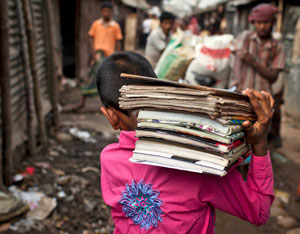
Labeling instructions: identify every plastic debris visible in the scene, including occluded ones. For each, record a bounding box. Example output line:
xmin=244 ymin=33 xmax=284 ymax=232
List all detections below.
xmin=275 ymin=189 xmax=290 ymax=205
xmin=57 ymin=191 xmax=66 ymax=199
xmin=0 ymin=192 xmax=28 ymax=222
xmin=13 ymin=174 xmax=24 ymax=182
xmin=69 ymin=127 xmax=96 ymax=143
xmin=61 ymin=78 xmax=77 ymax=88
xmin=0 ymin=223 xmax=11 ymax=232
xmin=286 ymin=228 xmax=300 ymax=234
xmin=56 ymin=132 xmax=73 ymax=142
xmin=9 ymin=218 xmax=37 ymax=232
xmin=52 ymin=168 xmax=65 ymax=176
xmin=26 ymin=197 xmax=57 ymax=221
xmin=81 ymin=167 xmax=100 ymax=174
xmin=8 ymin=186 xmax=44 ymax=210
xmin=272 ymin=152 xmax=289 ymax=164
xmin=34 ymin=162 xmax=51 ymax=169
xmin=25 ymin=167 xmax=35 ymax=176
xmin=277 ymin=216 xmax=297 ymax=229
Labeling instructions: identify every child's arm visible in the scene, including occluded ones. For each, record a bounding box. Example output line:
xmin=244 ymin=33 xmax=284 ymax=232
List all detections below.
xmin=241 ymin=88 xmax=275 ymax=156
xmin=199 ymin=89 xmax=275 ymax=226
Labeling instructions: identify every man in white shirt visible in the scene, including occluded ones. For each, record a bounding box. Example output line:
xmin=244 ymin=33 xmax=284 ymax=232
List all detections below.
xmin=145 ymin=12 xmax=175 ymax=68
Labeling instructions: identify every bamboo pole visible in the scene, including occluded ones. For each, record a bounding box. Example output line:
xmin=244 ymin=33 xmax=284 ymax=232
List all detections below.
xmin=21 ymin=0 xmax=47 ymax=146
xmin=276 ymin=0 xmax=284 ymax=33
xmin=45 ymin=0 xmax=59 ymax=131
xmin=16 ymin=0 xmax=36 ymax=157
xmin=0 ymin=0 xmax=13 ymax=186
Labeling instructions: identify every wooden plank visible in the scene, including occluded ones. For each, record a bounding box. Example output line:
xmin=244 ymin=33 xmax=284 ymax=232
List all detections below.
xmin=276 ymin=0 xmax=284 ymax=33
xmin=124 ymin=13 xmax=137 ymax=51
xmin=22 ymin=0 xmax=47 ymax=146
xmin=44 ymin=0 xmax=59 ymax=129
xmin=0 ymin=0 xmax=13 ymax=186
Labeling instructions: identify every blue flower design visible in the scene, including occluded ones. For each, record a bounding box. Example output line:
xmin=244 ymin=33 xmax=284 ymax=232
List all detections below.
xmin=119 ymin=179 xmax=163 ymax=230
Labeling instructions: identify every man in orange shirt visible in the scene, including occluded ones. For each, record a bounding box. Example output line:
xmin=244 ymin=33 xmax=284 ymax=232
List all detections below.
xmin=66 ymin=1 xmax=122 ymax=111
xmin=89 ymin=1 xmax=122 ymax=59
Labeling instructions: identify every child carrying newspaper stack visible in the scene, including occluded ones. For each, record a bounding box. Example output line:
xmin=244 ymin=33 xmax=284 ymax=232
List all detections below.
xmin=97 ymin=52 xmax=274 ymax=233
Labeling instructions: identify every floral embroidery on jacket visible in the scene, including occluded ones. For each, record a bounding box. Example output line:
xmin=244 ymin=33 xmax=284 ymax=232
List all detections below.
xmin=119 ymin=179 xmax=163 ymax=230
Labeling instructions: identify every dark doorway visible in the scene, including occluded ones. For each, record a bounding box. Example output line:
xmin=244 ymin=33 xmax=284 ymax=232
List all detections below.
xmin=59 ymin=0 xmax=76 ymax=78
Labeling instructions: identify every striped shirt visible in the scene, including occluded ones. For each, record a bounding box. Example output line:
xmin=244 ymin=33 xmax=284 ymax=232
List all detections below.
xmin=231 ymin=30 xmax=285 ymax=93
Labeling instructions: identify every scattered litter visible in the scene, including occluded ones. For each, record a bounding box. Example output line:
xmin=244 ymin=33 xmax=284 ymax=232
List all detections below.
xmin=84 ymin=199 xmax=98 ymax=213
xmin=13 ymin=167 xmax=36 ymax=183
xmin=286 ymin=228 xmax=300 ymax=234
xmin=56 ymin=132 xmax=73 ymax=142
xmin=61 ymin=78 xmax=77 ymax=88
xmin=270 ymin=206 xmax=287 ymax=217
xmin=56 ymin=175 xmax=89 ymax=188
xmin=272 ymin=197 xmax=283 ymax=208
xmin=81 ymin=167 xmax=100 ymax=174
xmin=49 ymin=145 xmax=68 ymax=156
xmin=0 ymin=223 xmax=11 ymax=232
xmin=13 ymin=174 xmax=24 ymax=182
xmin=26 ymin=197 xmax=57 ymax=221
xmin=83 ymin=151 xmax=94 ymax=157
xmin=49 ymin=150 xmax=59 ymax=157
xmin=56 ymin=145 xmax=68 ymax=154
xmin=34 ymin=162 xmax=51 ymax=169
xmin=272 ymin=152 xmax=289 ymax=164
xmin=9 ymin=218 xmax=44 ymax=232
xmin=56 ymin=176 xmax=71 ymax=185
xmin=275 ymin=189 xmax=290 ymax=205
xmin=0 ymin=191 xmax=28 ymax=222
xmin=8 ymin=186 xmax=45 ymax=210
xmin=69 ymin=127 xmax=96 ymax=143
xmin=277 ymin=216 xmax=297 ymax=229
xmin=57 ymin=191 xmax=66 ymax=199
xmin=25 ymin=167 xmax=35 ymax=176
xmin=101 ymin=131 xmax=114 ymax=140
xmin=65 ymin=195 xmax=74 ymax=202
xmin=40 ymin=184 xmax=54 ymax=196
xmin=52 ymin=168 xmax=65 ymax=176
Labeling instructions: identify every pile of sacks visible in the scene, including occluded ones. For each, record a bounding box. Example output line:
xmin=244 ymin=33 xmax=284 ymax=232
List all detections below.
xmin=155 ymin=30 xmax=234 ymax=89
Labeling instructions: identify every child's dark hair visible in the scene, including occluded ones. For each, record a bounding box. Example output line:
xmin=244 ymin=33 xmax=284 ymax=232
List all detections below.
xmin=159 ymin=12 xmax=176 ymax=22
xmin=101 ymin=1 xmax=112 ymax=9
xmin=96 ymin=51 xmax=157 ymax=115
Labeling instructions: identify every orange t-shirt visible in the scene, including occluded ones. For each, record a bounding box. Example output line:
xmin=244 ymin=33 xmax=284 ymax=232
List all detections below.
xmin=88 ymin=19 xmax=123 ymax=57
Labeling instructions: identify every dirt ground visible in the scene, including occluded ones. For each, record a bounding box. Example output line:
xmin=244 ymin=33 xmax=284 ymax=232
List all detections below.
xmin=2 ymin=85 xmax=300 ymax=234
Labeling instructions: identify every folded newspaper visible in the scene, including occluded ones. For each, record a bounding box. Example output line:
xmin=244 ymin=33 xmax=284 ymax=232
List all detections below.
xmin=119 ymin=73 xmax=254 ymax=176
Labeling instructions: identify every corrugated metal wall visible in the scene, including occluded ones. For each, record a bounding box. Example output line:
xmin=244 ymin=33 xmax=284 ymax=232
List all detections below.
xmin=8 ymin=0 xmax=29 ymax=148
xmin=31 ymin=0 xmax=50 ymax=105
xmin=0 ymin=0 xmax=59 ymax=185
xmin=7 ymin=0 xmax=51 ymax=161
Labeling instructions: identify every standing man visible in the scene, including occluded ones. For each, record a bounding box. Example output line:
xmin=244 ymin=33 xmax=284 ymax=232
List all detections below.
xmin=66 ymin=1 xmax=122 ymax=111
xmin=89 ymin=1 xmax=122 ymax=61
xmin=231 ymin=3 xmax=285 ymax=147
xmin=145 ymin=12 xmax=175 ymax=68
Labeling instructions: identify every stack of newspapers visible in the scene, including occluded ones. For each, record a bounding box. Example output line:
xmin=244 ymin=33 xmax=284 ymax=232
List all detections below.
xmin=119 ymin=74 xmax=256 ymax=176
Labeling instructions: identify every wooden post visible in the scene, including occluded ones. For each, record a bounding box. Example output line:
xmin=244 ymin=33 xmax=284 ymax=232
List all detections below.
xmin=124 ymin=13 xmax=138 ymax=51
xmin=16 ymin=0 xmax=37 ymax=157
xmin=22 ymin=0 xmax=47 ymax=146
xmin=276 ymin=0 xmax=284 ymax=33
xmin=0 ymin=0 xmax=13 ymax=186
xmin=45 ymin=0 xmax=59 ymax=131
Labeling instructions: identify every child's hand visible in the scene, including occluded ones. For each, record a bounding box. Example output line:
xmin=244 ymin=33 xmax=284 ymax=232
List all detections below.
xmin=242 ymin=89 xmax=275 ymax=156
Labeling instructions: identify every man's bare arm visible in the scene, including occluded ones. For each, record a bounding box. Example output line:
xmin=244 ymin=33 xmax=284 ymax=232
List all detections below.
xmin=241 ymin=52 xmax=280 ymax=83
xmin=116 ymin=40 xmax=122 ymax=52
xmin=89 ymin=36 xmax=95 ymax=58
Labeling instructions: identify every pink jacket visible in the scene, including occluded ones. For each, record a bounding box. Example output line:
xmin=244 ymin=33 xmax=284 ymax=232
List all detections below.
xmin=100 ymin=131 xmax=274 ymax=234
